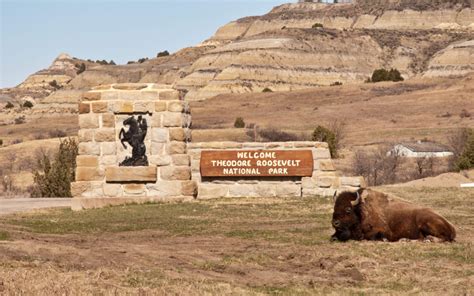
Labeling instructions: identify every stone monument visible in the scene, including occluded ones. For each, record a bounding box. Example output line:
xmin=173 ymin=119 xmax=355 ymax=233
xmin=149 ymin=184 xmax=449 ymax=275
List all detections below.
xmin=71 ymin=83 xmax=196 ymax=210
xmin=72 ymin=83 xmax=364 ymax=209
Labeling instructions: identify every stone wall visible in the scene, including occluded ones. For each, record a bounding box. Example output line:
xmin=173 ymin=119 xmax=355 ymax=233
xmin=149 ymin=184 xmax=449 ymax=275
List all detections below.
xmin=71 ymin=83 xmax=196 ymax=209
xmin=72 ymin=83 xmax=365 ymax=208
xmin=188 ymin=141 xmax=365 ymax=199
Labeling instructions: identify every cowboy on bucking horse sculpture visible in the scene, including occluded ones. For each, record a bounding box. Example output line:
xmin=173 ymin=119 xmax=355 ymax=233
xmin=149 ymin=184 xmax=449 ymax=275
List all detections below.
xmin=119 ymin=115 xmax=149 ymax=166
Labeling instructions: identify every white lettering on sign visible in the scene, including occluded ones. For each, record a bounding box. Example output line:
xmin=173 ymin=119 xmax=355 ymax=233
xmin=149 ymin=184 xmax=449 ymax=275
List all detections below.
xmin=223 ymin=168 xmax=261 ymax=175
xmin=268 ymin=168 xmax=288 ymax=175
xmin=256 ymin=160 xmax=301 ymax=167
xmin=237 ymin=152 xmax=277 ymax=159
xmin=201 ymin=150 xmax=313 ymax=177
xmin=211 ymin=160 xmax=251 ymax=167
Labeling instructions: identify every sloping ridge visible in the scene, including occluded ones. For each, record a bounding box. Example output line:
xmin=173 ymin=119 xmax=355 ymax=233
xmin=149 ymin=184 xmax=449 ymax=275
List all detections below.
xmin=178 ymin=27 xmax=472 ymax=101
xmin=209 ymin=1 xmax=473 ymax=42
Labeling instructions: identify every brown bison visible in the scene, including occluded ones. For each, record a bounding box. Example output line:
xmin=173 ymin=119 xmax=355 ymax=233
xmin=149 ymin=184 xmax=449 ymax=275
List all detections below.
xmin=331 ymin=189 xmax=456 ymax=242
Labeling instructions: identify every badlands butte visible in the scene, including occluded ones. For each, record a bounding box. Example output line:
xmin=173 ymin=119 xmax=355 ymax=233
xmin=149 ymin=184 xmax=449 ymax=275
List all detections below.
xmin=0 ymin=0 xmax=473 ymax=189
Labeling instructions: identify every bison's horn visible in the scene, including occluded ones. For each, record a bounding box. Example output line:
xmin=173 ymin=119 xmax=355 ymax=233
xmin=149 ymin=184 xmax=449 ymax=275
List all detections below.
xmin=333 ymin=191 xmax=338 ymax=203
xmin=351 ymin=192 xmax=361 ymax=207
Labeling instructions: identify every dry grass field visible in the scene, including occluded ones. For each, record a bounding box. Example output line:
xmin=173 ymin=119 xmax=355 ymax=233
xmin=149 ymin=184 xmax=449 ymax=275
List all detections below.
xmin=0 ymin=115 xmax=78 ymax=145
xmin=0 ymin=115 xmax=78 ymax=192
xmin=0 ymin=187 xmax=472 ymax=295
xmin=0 ymin=138 xmax=71 ymax=192
xmin=1 ymin=75 xmax=472 ymax=192
xmin=191 ymin=75 xmax=474 ymax=147
xmin=191 ymin=75 xmax=474 ymax=176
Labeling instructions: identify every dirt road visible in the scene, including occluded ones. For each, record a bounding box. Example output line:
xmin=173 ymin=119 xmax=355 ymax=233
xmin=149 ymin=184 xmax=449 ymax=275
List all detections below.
xmin=0 ymin=198 xmax=71 ymax=215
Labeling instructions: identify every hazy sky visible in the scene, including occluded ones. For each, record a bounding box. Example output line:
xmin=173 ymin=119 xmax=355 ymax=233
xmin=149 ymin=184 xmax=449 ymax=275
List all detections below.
xmin=0 ymin=0 xmax=289 ymax=88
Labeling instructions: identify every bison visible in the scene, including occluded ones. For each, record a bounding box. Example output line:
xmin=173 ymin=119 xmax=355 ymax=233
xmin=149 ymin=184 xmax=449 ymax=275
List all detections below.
xmin=331 ymin=189 xmax=456 ymax=242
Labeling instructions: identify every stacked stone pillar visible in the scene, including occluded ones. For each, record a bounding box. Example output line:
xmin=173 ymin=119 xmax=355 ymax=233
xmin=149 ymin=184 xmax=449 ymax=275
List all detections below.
xmin=71 ymin=83 xmax=196 ymax=209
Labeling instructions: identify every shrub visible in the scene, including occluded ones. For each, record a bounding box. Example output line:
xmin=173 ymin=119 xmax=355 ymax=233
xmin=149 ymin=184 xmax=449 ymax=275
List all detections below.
xmin=369 ymin=68 xmax=404 ymax=83
xmin=5 ymin=102 xmax=14 ymax=109
xmin=109 ymin=60 xmax=116 ymax=65
xmin=460 ymin=109 xmax=471 ymax=118
xmin=14 ymin=116 xmax=25 ymax=124
xmin=23 ymin=101 xmax=33 ymax=108
xmin=76 ymin=63 xmax=86 ymax=74
xmin=456 ymin=129 xmax=474 ymax=171
xmin=312 ymin=126 xmax=336 ymax=157
xmin=440 ymin=112 xmax=452 ymax=118
xmin=310 ymin=121 xmax=346 ymax=158
xmin=48 ymin=80 xmax=60 ymax=89
xmin=12 ymin=139 xmax=23 ymax=145
xmin=32 ymin=138 xmax=78 ymax=198
xmin=96 ymin=59 xmax=109 ymax=65
xmin=330 ymin=81 xmax=343 ymax=86
xmin=138 ymin=58 xmax=148 ymax=64
xmin=157 ymin=50 xmax=170 ymax=58
xmin=387 ymin=69 xmax=404 ymax=82
xmin=258 ymin=128 xmax=299 ymax=142
xmin=48 ymin=129 xmax=67 ymax=138
xmin=34 ymin=133 xmax=47 ymax=140
xmin=234 ymin=117 xmax=245 ymax=128
xmin=262 ymin=87 xmax=273 ymax=93
xmin=0 ymin=231 xmax=9 ymax=241
xmin=371 ymin=69 xmax=387 ymax=82
xmin=448 ymin=128 xmax=473 ymax=171
xmin=0 ymin=139 xmax=3 ymax=146
xmin=312 ymin=23 xmax=323 ymax=28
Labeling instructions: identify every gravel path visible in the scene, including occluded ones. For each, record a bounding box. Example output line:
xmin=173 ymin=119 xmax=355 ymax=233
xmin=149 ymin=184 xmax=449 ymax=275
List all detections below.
xmin=0 ymin=198 xmax=71 ymax=215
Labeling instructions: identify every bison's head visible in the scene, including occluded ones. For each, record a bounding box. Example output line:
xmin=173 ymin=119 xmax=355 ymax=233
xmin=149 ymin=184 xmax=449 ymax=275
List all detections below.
xmin=331 ymin=189 xmax=363 ymax=242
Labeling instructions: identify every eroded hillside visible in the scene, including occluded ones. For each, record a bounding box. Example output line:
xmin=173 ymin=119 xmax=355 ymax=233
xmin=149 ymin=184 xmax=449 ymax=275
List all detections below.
xmin=211 ymin=1 xmax=472 ymax=42
xmin=177 ymin=28 xmax=472 ymax=100
xmin=179 ymin=1 xmax=473 ymax=100
xmin=1 ymin=1 xmax=472 ymax=107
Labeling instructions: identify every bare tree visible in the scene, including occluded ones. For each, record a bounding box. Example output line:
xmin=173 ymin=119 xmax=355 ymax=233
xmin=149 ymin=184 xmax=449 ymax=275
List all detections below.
xmin=18 ymin=156 xmax=34 ymax=171
xmin=33 ymin=147 xmax=53 ymax=169
xmin=4 ymin=151 xmax=17 ymax=173
xmin=413 ymin=156 xmax=438 ymax=179
xmin=352 ymin=145 xmax=404 ymax=186
xmin=1 ymin=175 xmax=13 ymax=192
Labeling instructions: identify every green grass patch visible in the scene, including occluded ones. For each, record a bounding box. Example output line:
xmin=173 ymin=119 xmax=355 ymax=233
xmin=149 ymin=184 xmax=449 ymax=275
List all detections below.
xmin=3 ymin=202 xmax=215 ymax=235
xmin=1 ymin=198 xmax=333 ymax=240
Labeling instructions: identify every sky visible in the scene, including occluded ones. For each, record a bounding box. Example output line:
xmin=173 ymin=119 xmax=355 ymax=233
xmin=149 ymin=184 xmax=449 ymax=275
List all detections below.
xmin=0 ymin=0 xmax=289 ymax=88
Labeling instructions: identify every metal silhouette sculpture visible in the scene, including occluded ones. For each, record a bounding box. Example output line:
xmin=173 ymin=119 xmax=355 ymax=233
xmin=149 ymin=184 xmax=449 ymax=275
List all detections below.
xmin=119 ymin=115 xmax=149 ymax=166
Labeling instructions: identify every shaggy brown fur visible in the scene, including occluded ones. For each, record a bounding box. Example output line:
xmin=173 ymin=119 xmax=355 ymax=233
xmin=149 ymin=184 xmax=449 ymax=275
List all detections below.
xmin=331 ymin=188 xmax=456 ymax=242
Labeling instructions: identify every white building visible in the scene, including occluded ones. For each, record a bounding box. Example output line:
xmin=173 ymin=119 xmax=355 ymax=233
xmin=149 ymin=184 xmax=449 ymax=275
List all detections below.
xmin=391 ymin=141 xmax=454 ymax=158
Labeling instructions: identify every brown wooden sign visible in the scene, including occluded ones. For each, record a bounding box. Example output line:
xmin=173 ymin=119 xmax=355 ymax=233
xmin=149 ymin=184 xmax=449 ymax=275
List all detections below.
xmin=200 ymin=150 xmax=313 ymax=177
